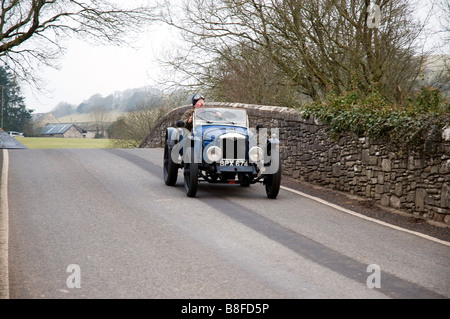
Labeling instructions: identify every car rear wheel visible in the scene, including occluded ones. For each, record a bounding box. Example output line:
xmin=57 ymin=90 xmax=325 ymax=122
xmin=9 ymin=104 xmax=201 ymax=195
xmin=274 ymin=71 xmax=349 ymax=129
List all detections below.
xmin=184 ymin=161 xmax=198 ymax=197
xmin=163 ymin=138 xmax=178 ymax=186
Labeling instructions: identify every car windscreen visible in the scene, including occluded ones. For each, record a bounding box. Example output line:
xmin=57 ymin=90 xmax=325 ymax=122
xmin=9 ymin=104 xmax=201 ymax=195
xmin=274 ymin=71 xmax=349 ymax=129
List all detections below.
xmin=194 ymin=107 xmax=248 ymax=127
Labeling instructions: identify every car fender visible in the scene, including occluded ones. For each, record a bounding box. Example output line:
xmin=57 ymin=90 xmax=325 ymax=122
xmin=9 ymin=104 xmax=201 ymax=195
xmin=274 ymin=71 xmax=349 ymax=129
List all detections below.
xmin=263 ymin=138 xmax=280 ymax=174
xmin=165 ymin=127 xmax=181 ymax=148
xmin=265 ymin=137 xmax=280 ymax=157
xmin=184 ymin=134 xmax=202 ymax=163
xmin=167 ymin=127 xmax=188 ymax=164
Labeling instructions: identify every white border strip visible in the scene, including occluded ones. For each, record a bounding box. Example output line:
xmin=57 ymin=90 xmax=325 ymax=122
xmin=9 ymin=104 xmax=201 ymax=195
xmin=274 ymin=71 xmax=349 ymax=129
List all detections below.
xmin=280 ymin=185 xmax=450 ymax=247
xmin=0 ymin=149 xmax=9 ymax=299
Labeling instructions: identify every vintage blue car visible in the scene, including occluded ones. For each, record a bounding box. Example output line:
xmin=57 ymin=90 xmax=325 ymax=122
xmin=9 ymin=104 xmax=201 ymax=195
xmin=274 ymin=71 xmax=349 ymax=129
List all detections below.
xmin=163 ymin=106 xmax=281 ymax=198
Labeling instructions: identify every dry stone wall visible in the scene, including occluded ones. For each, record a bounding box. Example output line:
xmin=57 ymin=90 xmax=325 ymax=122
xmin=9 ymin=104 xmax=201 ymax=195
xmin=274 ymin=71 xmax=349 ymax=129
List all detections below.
xmin=140 ymin=102 xmax=450 ymax=225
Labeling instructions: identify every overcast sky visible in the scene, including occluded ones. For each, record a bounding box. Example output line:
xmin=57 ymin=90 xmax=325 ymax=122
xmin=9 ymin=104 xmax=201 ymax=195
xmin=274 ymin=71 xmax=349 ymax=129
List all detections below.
xmin=22 ymin=21 xmax=180 ymax=114
xmin=21 ymin=1 xmax=448 ymax=114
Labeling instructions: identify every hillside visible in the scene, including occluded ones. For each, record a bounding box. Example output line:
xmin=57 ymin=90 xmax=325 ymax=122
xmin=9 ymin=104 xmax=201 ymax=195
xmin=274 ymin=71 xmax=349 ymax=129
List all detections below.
xmin=51 ymin=86 xmax=166 ymax=118
xmin=56 ymin=110 xmax=124 ymax=124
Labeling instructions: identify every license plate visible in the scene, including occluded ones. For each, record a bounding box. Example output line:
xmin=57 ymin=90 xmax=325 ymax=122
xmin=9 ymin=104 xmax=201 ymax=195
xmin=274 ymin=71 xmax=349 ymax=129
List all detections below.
xmin=220 ymin=159 xmax=247 ymax=166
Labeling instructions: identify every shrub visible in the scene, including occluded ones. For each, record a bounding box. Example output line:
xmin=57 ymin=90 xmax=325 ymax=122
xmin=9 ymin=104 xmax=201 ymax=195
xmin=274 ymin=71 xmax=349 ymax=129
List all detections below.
xmin=301 ymin=87 xmax=449 ymax=148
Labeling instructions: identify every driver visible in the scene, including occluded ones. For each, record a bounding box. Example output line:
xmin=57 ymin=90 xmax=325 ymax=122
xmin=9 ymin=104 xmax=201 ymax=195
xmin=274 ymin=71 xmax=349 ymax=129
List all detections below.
xmin=181 ymin=94 xmax=205 ymax=131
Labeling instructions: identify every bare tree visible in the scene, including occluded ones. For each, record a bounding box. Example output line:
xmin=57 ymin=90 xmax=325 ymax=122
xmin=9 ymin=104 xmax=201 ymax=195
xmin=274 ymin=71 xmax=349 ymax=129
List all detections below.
xmin=432 ymin=0 xmax=450 ymax=45
xmin=160 ymin=0 xmax=430 ymax=104
xmin=205 ymin=42 xmax=305 ymax=106
xmin=109 ymin=90 xmax=187 ymax=147
xmin=0 ymin=0 xmax=157 ymax=85
xmin=90 ymin=104 xmax=111 ymax=137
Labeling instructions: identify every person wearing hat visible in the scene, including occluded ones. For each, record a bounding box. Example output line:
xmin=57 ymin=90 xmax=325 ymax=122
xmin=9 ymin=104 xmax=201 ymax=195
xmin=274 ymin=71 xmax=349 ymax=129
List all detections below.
xmin=181 ymin=94 xmax=205 ymax=131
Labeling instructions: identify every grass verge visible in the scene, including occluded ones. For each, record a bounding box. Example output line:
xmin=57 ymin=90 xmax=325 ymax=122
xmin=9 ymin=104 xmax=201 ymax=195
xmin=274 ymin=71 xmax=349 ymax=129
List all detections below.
xmin=18 ymin=137 xmax=119 ymax=149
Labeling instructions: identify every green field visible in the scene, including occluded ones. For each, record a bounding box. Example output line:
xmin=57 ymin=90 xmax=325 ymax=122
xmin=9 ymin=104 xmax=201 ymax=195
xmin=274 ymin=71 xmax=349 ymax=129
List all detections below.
xmin=18 ymin=137 xmax=120 ymax=149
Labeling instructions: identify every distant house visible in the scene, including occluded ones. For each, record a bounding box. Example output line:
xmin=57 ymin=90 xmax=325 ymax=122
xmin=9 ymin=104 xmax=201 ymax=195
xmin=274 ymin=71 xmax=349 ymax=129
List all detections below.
xmin=41 ymin=124 xmax=87 ymax=138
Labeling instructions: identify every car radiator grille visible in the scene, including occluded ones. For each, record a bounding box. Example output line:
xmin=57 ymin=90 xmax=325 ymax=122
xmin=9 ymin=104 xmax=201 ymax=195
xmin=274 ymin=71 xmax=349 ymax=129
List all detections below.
xmin=221 ymin=137 xmax=246 ymax=160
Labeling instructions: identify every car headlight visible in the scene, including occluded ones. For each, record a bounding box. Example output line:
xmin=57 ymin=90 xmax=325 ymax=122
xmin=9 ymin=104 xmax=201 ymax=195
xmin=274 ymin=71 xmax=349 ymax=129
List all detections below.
xmin=249 ymin=146 xmax=264 ymax=162
xmin=206 ymin=146 xmax=222 ymax=162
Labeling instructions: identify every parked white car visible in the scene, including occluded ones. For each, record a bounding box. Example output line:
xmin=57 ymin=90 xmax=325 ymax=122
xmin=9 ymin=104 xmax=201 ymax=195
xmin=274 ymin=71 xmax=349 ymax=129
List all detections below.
xmin=8 ymin=131 xmax=24 ymax=137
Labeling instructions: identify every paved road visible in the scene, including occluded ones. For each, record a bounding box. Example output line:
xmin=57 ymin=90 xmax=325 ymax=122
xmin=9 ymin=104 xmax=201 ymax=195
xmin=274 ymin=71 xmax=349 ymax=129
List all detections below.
xmin=2 ymin=148 xmax=450 ymax=299
xmin=0 ymin=131 xmax=27 ymax=149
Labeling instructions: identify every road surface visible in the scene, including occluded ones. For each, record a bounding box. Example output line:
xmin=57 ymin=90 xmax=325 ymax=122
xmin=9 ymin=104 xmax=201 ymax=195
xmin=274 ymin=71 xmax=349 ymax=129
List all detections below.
xmin=2 ymin=148 xmax=449 ymax=299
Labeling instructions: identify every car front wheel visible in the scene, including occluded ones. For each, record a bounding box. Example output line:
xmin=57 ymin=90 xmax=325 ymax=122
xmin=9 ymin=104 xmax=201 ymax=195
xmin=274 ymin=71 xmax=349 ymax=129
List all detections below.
xmin=184 ymin=161 xmax=198 ymax=197
xmin=264 ymin=152 xmax=281 ymax=199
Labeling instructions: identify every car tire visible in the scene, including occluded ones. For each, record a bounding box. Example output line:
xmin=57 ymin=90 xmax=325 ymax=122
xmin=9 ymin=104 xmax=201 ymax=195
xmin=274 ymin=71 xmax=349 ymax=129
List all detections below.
xmin=163 ymin=138 xmax=178 ymax=186
xmin=184 ymin=161 xmax=198 ymax=197
xmin=265 ymin=153 xmax=281 ymax=199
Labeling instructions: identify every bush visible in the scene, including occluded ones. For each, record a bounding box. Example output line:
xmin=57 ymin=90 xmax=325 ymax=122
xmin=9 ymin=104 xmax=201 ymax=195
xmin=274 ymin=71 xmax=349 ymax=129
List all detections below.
xmin=301 ymin=87 xmax=449 ymax=148
xmin=414 ymin=86 xmax=449 ymax=113
xmin=109 ymin=104 xmax=176 ymax=148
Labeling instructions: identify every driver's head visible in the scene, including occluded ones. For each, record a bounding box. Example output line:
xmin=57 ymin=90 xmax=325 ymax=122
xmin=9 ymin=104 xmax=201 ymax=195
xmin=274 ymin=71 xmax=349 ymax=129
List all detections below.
xmin=192 ymin=94 xmax=205 ymax=108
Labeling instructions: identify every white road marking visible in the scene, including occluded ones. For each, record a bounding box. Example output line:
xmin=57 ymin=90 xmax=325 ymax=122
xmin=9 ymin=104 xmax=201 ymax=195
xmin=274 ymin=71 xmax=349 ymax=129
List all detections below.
xmin=280 ymin=185 xmax=450 ymax=247
xmin=0 ymin=149 xmax=10 ymax=299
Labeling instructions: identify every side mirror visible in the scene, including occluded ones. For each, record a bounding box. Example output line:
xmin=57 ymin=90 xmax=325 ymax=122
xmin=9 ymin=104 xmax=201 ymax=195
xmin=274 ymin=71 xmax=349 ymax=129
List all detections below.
xmin=176 ymin=120 xmax=185 ymax=128
xmin=256 ymin=123 xmax=263 ymax=132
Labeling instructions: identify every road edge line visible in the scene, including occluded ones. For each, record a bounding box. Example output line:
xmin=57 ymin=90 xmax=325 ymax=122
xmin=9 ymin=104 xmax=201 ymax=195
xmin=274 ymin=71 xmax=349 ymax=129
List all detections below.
xmin=280 ymin=185 xmax=450 ymax=247
xmin=0 ymin=149 xmax=9 ymax=299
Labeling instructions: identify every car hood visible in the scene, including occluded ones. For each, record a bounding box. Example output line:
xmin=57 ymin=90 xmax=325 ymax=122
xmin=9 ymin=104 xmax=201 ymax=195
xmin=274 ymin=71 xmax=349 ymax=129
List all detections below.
xmin=194 ymin=125 xmax=255 ymax=146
